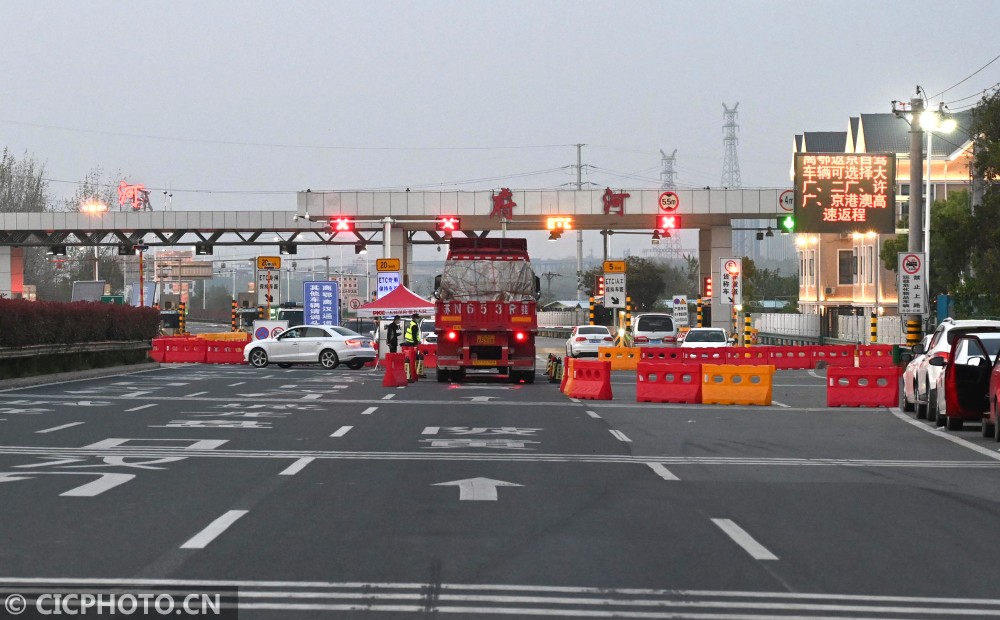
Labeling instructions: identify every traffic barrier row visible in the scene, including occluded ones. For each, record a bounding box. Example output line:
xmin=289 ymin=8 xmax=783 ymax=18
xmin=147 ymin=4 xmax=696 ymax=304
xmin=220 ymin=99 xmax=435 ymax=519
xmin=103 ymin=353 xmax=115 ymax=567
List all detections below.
xmin=597 ymin=347 xmax=641 ymax=371
xmin=634 ymin=361 xmax=775 ymax=405
xmin=560 ymin=358 xmax=613 ymax=400
xmin=149 ymin=334 xmax=252 ymax=364
xmin=826 ymin=366 xmax=900 ymax=407
xmin=635 ymin=344 xmax=894 ymax=370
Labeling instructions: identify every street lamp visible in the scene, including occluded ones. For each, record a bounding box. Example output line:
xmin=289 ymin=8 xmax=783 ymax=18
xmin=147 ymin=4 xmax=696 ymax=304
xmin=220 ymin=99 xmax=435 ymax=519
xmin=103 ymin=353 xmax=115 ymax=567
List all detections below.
xmin=80 ymin=200 xmax=108 ymax=280
xmin=919 ymin=103 xmax=956 ymax=305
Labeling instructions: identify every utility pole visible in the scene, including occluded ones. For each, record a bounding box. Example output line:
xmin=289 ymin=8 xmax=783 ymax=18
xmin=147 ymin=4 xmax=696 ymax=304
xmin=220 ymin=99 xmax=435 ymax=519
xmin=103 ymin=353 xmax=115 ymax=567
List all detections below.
xmin=575 ymin=143 xmax=584 ymax=302
xmin=540 ymin=271 xmax=562 ymax=297
xmin=907 ymin=91 xmax=925 ymax=345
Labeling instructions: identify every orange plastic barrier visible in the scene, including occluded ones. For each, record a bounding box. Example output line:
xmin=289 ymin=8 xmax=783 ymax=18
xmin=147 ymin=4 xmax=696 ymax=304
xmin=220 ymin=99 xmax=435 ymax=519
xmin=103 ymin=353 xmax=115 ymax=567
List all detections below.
xmin=560 ymin=357 xmax=573 ymax=394
xmin=149 ymin=337 xmax=167 ymax=363
xmin=566 ymin=359 xmax=613 ymax=400
xmin=767 ymin=346 xmax=813 ymax=370
xmin=163 ymin=338 xmax=207 ymax=363
xmin=700 ymin=364 xmax=775 ymax=406
xmin=857 ymin=344 xmax=895 ymax=368
xmin=826 ymin=367 xmax=899 ymax=407
xmin=417 ymin=344 xmax=437 ymax=368
xmin=636 ymin=362 xmax=701 ymax=404
xmin=204 ymin=339 xmax=249 ymax=364
xmin=382 ymin=353 xmax=408 ymax=388
xmin=597 ymin=347 xmax=641 ymax=370
xmin=682 ymin=347 xmax=729 ymax=364
xmin=811 ymin=345 xmax=856 ymax=368
xmin=727 ymin=346 xmax=771 ymax=366
xmin=639 ymin=347 xmax=685 ymax=363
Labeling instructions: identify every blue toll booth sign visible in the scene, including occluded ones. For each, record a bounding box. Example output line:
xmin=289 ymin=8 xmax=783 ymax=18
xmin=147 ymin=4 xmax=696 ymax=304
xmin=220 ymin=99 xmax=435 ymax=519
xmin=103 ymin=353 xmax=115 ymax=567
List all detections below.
xmin=303 ymin=281 xmax=340 ymax=325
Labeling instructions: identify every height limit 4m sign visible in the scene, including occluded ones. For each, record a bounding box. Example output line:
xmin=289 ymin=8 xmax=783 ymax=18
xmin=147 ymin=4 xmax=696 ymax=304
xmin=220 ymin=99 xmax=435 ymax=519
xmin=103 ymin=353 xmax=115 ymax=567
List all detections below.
xmin=898 ymin=252 xmax=927 ymax=315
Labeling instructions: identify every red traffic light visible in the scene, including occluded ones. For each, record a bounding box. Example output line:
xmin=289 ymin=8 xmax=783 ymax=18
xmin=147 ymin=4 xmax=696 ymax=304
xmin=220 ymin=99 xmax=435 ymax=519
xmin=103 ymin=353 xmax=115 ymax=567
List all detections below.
xmin=657 ymin=214 xmax=682 ymax=231
xmin=704 ymin=276 xmax=713 ymax=297
xmin=331 ymin=217 xmax=355 ymax=232
xmin=436 ymin=216 xmax=461 ymax=232
xmin=596 ymin=275 xmax=605 ymax=296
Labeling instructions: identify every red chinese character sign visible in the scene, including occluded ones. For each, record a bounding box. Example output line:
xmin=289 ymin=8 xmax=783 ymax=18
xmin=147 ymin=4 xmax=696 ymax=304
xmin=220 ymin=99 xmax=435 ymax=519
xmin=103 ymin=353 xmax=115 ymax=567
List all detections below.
xmin=602 ymin=188 xmax=631 ymax=216
xmin=794 ymin=153 xmax=896 ymax=233
xmin=491 ymin=188 xmax=516 ymax=220
xmin=117 ymin=181 xmax=152 ymax=211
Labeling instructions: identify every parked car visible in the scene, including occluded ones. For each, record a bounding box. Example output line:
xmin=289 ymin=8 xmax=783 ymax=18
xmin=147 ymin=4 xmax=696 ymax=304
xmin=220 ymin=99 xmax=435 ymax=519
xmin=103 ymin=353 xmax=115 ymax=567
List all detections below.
xmin=913 ymin=318 xmax=1000 ymax=420
xmin=342 ymin=318 xmax=377 ymax=339
xmin=274 ymin=306 xmax=304 ymax=327
xmin=986 ymin=356 xmax=1000 ymax=441
xmin=931 ymin=333 xmax=1000 ymax=431
xmin=631 ymin=313 xmax=678 ymax=347
xmin=420 ymin=319 xmax=438 ymax=344
xmin=678 ymin=327 xmax=731 ymax=348
xmin=243 ymin=324 xmax=376 ymax=370
xmin=565 ymin=325 xmax=614 ymax=358
xmin=902 ymin=335 xmax=932 ymax=413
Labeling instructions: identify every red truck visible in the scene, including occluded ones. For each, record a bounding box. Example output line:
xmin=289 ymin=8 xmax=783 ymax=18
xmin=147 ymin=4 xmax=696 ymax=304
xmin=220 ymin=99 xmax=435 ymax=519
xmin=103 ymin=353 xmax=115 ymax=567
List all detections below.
xmin=433 ymin=238 xmax=540 ymax=383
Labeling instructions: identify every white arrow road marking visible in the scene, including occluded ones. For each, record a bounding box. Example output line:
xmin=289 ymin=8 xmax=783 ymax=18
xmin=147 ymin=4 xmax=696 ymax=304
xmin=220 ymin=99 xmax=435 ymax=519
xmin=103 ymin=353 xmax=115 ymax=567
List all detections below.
xmin=711 ymin=518 xmax=778 ymax=560
xmin=181 ymin=510 xmax=249 ymax=549
xmin=0 ymin=471 xmax=135 ymax=497
xmin=433 ymin=477 xmax=523 ymax=501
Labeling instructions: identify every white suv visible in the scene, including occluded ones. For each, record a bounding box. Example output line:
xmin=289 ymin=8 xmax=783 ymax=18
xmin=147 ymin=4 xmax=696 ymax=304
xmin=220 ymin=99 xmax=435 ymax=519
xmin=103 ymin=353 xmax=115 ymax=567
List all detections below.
xmin=914 ymin=318 xmax=1000 ymax=421
xmin=632 ymin=313 xmax=679 ymax=347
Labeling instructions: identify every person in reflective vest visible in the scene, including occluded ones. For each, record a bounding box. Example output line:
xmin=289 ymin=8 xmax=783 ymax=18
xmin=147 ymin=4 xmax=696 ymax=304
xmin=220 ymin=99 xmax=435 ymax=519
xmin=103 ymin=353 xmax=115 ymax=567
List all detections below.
xmin=403 ymin=313 xmax=422 ymax=347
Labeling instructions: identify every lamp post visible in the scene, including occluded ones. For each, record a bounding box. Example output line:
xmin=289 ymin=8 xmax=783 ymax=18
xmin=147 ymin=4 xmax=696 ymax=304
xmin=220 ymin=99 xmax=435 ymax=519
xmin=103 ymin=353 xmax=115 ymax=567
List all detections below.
xmin=919 ymin=104 xmax=957 ymax=315
xmin=80 ymin=199 xmax=108 ymax=281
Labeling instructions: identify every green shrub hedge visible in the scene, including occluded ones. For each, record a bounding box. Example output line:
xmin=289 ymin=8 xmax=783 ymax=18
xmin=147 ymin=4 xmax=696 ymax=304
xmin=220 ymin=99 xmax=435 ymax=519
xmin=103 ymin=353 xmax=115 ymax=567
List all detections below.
xmin=0 ymin=299 xmax=160 ymax=348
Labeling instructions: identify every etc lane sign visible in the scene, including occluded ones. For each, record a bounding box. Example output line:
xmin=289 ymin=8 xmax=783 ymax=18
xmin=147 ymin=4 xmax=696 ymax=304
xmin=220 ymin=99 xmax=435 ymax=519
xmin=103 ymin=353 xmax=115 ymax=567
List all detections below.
xmin=898 ymin=252 xmax=927 ymax=315
xmin=604 ymin=273 xmax=626 ymax=308
xmin=377 ymin=272 xmax=401 ymax=299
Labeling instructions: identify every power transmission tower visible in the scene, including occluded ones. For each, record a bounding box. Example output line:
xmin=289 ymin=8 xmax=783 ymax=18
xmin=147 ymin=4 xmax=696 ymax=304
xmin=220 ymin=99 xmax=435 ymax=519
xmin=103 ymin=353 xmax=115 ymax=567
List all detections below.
xmin=721 ymin=103 xmax=742 ymax=188
xmin=659 ymin=149 xmax=677 ymax=189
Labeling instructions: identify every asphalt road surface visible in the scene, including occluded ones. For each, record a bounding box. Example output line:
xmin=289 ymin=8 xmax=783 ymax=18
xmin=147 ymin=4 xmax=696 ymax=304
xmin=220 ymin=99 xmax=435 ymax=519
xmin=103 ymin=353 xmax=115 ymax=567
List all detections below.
xmin=2 ymin=339 xmax=1000 ymax=619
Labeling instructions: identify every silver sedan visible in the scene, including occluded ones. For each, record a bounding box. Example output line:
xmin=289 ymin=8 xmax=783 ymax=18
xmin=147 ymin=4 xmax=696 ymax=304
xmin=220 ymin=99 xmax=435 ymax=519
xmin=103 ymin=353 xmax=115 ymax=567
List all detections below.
xmin=244 ymin=325 xmax=376 ymax=370
xmin=565 ymin=325 xmax=614 ymax=358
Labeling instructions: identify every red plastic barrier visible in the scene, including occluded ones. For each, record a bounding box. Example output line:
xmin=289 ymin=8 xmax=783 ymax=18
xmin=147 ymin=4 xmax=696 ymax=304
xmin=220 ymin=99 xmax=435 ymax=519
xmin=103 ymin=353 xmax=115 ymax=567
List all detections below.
xmin=417 ymin=344 xmax=437 ymax=368
xmin=163 ymin=338 xmax=206 ymax=363
xmin=857 ymin=344 xmax=895 ymax=368
xmin=560 ymin=357 xmax=572 ymax=394
xmin=640 ymin=347 xmax=685 ymax=363
xmin=566 ymin=359 xmax=612 ymax=400
xmin=149 ymin=337 xmax=167 ymax=362
xmin=204 ymin=341 xmax=248 ymax=364
xmin=682 ymin=348 xmax=728 ymax=364
xmin=767 ymin=346 xmax=813 ymax=370
xmin=383 ymin=353 xmax=408 ymax=387
xmin=826 ymin=366 xmax=899 ymax=407
xmin=636 ymin=362 xmax=701 ymax=403
xmin=727 ymin=346 xmax=772 ymax=366
xmin=812 ymin=345 xmax=857 ymax=368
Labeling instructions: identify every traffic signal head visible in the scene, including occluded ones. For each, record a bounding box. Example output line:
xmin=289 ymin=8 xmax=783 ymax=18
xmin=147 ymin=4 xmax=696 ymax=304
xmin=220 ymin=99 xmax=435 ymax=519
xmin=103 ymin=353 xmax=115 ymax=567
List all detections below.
xmin=777 ymin=215 xmax=795 ymax=234
xmin=331 ymin=217 xmax=355 ymax=233
xmin=656 ymin=214 xmax=682 ymax=235
xmin=704 ymin=276 xmax=713 ymax=297
xmin=435 ymin=216 xmax=461 ymax=239
xmin=596 ymin=275 xmax=605 ymax=296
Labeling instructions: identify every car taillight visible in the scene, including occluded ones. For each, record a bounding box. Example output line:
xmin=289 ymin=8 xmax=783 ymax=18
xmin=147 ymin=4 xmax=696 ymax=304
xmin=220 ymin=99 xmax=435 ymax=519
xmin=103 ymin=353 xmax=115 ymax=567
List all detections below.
xmin=515 ymin=332 xmax=526 ymax=342
xmin=603 ymin=337 xmax=613 ymax=342
xmin=447 ymin=331 xmax=458 ymax=341
xmin=345 ymin=339 xmax=361 ymax=347
xmin=635 ymin=336 xmax=649 ymax=343
xmin=932 ymin=351 xmax=951 ymax=362
xmin=575 ymin=336 xmax=587 ymax=342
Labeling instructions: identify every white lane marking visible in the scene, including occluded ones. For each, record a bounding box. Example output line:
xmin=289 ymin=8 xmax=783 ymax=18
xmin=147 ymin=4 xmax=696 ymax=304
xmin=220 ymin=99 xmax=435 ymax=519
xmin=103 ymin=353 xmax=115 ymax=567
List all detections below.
xmin=711 ymin=518 xmax=778 ymax=561
xmin=185 ymin=392 xmax=207 ymax=398
xmin=360 ymin=407 xmax=378 ymax=415
xmin=585 ymin=410 xmax=601 ymax=419
xmin=121 ymin=391 xmax=150 ymax=398
xmin=302 ymin=394 xmax=322 ymax=400
xmin=35 ymin=422 xmax=84 ymax=434
xmin=569 ymin=398 xmax=580 ymax=403
xmin=382 ymin=394 xmax=395 ymax=400
xmin=330 ymin=426 xmax=353 ymax=438
xmin=609 ymin=430 xmax=632 ymax=443
xmin=124 ymin=404 xmax=157 ymax=412
xmin=646 ymin=462 xmax=680 ymax=481
xmin=807 ymin=369 xmax=823 ymax=380
xmin=262 ymin=375 xmax=274 ymax=379
xmin=278 ymin=458 xmax=315 ymax=476
xmin=228 ymin=382 xmax=246 ymax=387
xmin=771 ymin=400 xmax=791 ymax=408
xmin=180 ymin=510 xmax=249 ymax=549
xmin=422 ymin=427 xmax=440 ymax=435
xmin=889 ymin=407 xmax=1000 ymax=461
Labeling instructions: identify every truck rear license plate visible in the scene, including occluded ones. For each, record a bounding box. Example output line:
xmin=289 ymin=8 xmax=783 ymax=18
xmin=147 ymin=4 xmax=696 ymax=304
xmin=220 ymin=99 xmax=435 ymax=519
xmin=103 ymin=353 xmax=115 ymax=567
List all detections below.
xmin=475 ymin=335 xmax=497 ymax=345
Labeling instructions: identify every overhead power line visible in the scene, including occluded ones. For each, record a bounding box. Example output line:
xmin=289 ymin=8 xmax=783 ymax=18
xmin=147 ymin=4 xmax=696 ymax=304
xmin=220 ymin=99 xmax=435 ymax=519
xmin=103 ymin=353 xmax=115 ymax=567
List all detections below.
xmin=929 ymin=52 xmax=1000 ymax=99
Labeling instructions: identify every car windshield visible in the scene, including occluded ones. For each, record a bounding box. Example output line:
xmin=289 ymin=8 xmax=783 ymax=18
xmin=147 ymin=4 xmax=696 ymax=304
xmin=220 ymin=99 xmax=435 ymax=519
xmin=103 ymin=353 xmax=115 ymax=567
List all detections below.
xmin=685 ymin=330 xmax=726 ymax=343
xmin=636 ymin=316 xmax=673 ymax=332
xmin=421 ymin=322 xmax=436 ymax=334
xmin=577 ymin=327 xmax=609 ymax=335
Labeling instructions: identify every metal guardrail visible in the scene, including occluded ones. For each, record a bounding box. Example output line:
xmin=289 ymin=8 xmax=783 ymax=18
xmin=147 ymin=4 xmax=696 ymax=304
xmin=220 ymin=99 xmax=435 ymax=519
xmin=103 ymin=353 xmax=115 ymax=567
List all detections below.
xmin=0 ymin=341 xmax=151 ymax=360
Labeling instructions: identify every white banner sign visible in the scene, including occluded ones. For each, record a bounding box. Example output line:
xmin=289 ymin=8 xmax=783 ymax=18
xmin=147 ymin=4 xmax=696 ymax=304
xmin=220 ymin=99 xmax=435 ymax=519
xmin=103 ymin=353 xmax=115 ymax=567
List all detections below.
xmin=332 ymin=275 xmax=359 ymax=297
xmin=898 ymin=252 xmax=927 ymax=315
xmin=672 ymin=295 xmax=689 ymax=327
xmin=603 ymin=273 xmax=626 ymax=308
xmin=719 ymin=257 xmax=742 ymax=307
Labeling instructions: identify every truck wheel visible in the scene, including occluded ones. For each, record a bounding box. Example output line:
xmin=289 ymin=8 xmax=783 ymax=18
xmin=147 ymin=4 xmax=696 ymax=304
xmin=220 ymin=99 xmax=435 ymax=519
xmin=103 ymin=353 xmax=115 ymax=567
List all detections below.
xmin=520 ymin=370 xmax=535 ymax=384
xmin=436 ymin=368 xmax=450 ymax=383
xmin=946 ymin=415 xmax=963 ymax=431
xmin=454 ymin=368 xmax=466 ymax=382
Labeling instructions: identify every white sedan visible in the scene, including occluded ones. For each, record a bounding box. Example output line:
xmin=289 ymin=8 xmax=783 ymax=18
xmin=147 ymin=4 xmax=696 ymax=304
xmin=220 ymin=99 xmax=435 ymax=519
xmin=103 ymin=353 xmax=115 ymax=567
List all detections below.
xmin=902 ymin=335 xmax=932 ymax=413
xmin=678 ymin=327 xmax=731 ymax=348
xmin=244 ymin=325 xmax=376 ymax=370
xmin=565 ymin=325 xmax=614 ymax=358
